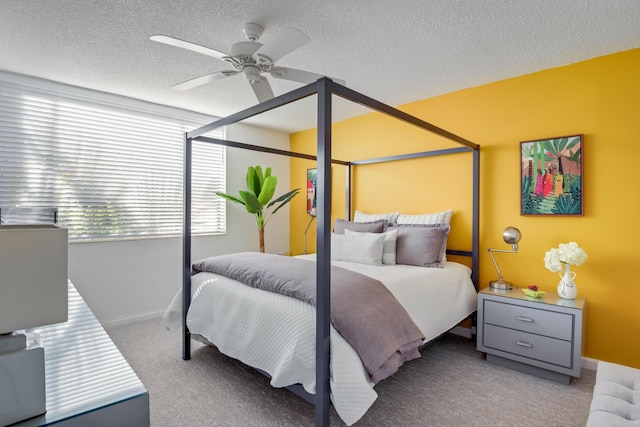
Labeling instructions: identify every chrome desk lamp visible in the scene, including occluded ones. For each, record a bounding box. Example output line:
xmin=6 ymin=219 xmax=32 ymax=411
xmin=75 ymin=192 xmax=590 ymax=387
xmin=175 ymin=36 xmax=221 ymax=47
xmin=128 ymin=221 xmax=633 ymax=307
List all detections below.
xmin=303 ymin=208 xmax=317 ymax=254
xmin=488 ymin=226 xmax=521 ymax=290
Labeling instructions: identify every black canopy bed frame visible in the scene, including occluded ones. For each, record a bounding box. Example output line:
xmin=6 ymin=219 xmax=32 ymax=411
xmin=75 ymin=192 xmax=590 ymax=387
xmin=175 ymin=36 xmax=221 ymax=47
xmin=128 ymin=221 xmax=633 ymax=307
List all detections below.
xmin=181 ymin=77 xmax=479 ymax=426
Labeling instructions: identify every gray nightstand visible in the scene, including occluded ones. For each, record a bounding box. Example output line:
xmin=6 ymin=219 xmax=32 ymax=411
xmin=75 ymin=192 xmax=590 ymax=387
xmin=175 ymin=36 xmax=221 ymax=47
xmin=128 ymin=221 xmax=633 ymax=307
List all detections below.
xmin=476 ymin=287 xmax=586 ymax=384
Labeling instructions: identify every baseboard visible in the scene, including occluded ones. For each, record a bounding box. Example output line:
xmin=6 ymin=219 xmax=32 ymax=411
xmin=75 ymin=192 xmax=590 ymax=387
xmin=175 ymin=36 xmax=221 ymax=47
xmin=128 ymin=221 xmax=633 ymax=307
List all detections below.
xmin=581 ymin=356 xmax=599 ymax=371
xmin=102 ymin=310 xmax=164 ymax=330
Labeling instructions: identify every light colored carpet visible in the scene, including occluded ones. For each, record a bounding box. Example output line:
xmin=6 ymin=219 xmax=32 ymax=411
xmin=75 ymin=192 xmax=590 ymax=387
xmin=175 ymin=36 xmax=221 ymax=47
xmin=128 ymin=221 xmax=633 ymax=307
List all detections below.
xmin=107 ymin=319 xmax=595 ymax=426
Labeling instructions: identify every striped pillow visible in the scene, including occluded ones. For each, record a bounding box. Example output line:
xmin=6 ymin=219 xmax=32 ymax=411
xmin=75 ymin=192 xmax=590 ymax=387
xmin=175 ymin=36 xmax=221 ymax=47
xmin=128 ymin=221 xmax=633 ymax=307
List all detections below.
xmin=331 ymin=232 xmax=385 ymax=266
xmin=354 ymin=210 xmax=400 ymax=225
xmin=396 ymin=209 xmax=453 ymax=226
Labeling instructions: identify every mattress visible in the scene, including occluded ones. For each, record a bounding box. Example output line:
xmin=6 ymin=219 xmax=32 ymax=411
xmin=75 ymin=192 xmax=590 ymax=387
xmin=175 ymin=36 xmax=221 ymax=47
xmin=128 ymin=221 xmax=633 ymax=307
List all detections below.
xmin=163 ymin=257 xmax=477 ymax=425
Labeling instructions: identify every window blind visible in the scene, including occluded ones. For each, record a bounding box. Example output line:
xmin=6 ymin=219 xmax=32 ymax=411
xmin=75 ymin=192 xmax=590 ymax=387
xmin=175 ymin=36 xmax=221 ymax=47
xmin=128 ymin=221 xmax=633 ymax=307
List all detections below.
xmin=0 ymin=76 xmax=226 ymax=240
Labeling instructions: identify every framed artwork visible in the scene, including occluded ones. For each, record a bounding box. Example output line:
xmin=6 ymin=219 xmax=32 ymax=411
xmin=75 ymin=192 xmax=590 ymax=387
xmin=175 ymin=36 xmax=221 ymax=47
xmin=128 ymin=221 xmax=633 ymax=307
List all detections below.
xmin=306 ymin=168 xmax=317 ymax=214
xmin=520 ymin=134 xmax=583 ymax=216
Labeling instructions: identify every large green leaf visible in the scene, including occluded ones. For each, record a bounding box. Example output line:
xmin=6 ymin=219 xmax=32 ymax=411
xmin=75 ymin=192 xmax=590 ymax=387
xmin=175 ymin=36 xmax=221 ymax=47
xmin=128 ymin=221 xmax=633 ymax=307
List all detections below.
xmin=271 ymin=189 xmax=301 ymax=214
xmin=267 ymin=188 xmax=300 ymax=209
xmin=258 ymin=176 xmax=277 ymax=205
xmin=215 ymin=192 xmax=245 ymax=206
xmin=246 ymin=167 xmax=261 ymax=197
xmin=239 ymin=190 xmax=262 ymax=214
xmin=254 ymin=166 xmax=264 ymax=190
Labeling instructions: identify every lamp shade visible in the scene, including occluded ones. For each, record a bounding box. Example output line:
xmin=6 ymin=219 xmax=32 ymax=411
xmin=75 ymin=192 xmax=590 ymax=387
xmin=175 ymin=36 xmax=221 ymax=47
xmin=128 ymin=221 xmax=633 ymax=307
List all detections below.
xmin=0 ymin=224 xmax=68 ymax=334
xmin=502 ymin=226 xmax=521 ymax=246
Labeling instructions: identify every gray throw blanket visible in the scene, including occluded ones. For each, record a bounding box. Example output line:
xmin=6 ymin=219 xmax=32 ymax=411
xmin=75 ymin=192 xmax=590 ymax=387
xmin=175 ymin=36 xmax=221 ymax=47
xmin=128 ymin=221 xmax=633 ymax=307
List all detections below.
xmin=192 ymin=252 xmax=425 ymax=384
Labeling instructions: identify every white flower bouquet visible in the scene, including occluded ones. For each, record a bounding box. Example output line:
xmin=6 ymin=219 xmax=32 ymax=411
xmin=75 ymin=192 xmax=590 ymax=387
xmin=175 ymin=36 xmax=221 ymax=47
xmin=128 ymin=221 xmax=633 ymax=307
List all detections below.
xmin=544 ymin=242 xmax=588 ymax=272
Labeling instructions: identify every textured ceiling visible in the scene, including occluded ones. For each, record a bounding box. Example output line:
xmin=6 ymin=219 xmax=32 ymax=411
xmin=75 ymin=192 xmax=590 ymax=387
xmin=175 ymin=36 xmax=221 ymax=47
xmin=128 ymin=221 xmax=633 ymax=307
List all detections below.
xmin=1 ymin=0 xmax=640 ymax=133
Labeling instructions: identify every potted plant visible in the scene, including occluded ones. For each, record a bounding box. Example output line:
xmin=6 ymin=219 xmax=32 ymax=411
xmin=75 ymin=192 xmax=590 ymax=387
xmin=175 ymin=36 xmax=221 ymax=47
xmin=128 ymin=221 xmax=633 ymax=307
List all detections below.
xmin=216 ymin=166 xmax=300 ymax=253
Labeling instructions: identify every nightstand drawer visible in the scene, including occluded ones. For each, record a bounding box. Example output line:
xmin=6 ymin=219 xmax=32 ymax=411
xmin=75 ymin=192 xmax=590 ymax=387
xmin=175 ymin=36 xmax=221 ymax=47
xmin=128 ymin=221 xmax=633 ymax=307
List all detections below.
xmin=483 ymin=324 xmax=573 ymax=368
xmin=483 ymin=300 xmax=573 ymax=340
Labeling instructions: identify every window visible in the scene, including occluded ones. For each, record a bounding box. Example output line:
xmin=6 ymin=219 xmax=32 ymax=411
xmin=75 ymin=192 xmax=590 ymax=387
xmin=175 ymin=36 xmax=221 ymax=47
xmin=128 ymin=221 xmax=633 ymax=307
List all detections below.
xmin=0 ymin=74 xmax=226 ymax=240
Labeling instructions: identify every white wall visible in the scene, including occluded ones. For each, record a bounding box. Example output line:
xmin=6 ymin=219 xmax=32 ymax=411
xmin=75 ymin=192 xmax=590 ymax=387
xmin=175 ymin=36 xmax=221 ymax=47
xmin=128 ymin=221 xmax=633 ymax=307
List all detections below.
xmin=69 ymin=123 xmax=292 ymax=327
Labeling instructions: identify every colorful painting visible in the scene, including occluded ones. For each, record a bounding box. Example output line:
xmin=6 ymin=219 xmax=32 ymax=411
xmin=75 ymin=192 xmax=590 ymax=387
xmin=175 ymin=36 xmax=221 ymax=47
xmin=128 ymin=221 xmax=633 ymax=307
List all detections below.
xmin=306 ymin=168 xmax=317 ymax=213
xmin=520 ymin=135 xmax=583 ymax=216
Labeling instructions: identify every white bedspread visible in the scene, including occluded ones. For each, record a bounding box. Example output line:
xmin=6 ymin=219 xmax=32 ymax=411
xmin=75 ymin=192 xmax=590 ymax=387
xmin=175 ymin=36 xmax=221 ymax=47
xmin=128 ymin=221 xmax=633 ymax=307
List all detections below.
xmin=164 ymin=258 xmax=477 ymax=426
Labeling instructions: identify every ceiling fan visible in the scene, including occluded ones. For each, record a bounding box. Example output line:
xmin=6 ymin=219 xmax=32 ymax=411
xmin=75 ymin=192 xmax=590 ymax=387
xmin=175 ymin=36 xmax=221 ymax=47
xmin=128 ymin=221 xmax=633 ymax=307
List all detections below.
xmin=150 ymin=23 xmax=345 ymax=103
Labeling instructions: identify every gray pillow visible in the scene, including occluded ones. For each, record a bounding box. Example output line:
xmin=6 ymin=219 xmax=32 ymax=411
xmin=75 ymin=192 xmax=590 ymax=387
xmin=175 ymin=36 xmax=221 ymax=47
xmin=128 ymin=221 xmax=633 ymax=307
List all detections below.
xmin=333 ymin=218 xmax=387 ymax=234
xmin=389 ymin=224 xmax=450 ymax=267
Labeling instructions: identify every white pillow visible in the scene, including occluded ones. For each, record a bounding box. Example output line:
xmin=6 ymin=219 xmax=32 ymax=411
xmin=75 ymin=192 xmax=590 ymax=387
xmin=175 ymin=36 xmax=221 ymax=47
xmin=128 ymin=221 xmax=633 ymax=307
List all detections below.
xmin=396 ymin=209 xmax=453 ymax=225
xmin=354 ymin=210 xmax=400 ymax=225
xmin=331 ymin=232 xmax=385 ymax=266
xmin=345 ymin=228 xmax=398 ymax=265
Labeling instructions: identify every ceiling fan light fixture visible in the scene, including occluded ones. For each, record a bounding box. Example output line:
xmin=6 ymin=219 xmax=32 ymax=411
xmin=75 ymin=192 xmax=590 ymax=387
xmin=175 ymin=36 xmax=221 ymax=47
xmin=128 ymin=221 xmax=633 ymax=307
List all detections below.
xmin=243 ymin=65 xmax=261 ymax=82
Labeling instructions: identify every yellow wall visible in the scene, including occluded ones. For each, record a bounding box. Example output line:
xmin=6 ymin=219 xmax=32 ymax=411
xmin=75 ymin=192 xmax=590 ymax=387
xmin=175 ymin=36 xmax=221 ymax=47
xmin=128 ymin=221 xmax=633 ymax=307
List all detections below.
xmin=290 ymin=47 xmax=640 ymax=367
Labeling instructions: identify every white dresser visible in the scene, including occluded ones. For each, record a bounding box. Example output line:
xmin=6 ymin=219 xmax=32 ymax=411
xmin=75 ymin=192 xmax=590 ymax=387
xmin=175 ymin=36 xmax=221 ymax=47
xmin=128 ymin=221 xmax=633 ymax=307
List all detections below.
xmin=13 ymin=282 xmax=149 ymax=426
xmin=476 ymin=287 xmax=586 ymax=384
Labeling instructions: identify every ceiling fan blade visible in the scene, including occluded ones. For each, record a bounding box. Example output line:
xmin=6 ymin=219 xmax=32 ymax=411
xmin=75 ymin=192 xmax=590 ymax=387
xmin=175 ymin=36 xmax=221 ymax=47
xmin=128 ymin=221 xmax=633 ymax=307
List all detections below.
xmin=150 ymin=35 xmax=229 ymax=60
xmin=269 ymin=67 xmax=346 ymax=86
xmin=250 ymin=77 xmax=275 ymax=103
xmin=254 ymin=28 xmax=310 ymax=64
xmin=173 ymin=70 xmax=239 ymax=91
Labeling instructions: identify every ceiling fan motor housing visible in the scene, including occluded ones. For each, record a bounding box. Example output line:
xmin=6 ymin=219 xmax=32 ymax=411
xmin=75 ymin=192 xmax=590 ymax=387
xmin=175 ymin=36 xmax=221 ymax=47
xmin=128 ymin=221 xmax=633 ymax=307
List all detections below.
xmin=242 ymin=23 xmax=263 ymax=41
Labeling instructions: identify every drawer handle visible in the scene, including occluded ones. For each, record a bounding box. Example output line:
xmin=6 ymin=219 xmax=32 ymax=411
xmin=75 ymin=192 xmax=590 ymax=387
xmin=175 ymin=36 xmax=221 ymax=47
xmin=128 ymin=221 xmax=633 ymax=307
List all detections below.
xmin=516 ymin=316 xmax=533 ymax=322
xmin=516 ymin=340 xmax=532 ymax=348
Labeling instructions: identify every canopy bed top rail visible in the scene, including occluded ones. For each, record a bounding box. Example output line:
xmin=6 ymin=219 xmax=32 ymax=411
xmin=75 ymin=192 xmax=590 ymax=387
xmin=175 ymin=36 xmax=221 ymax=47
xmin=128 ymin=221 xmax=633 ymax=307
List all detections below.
xmin=192 ymin=135 xmax=350 ymax=165
xmin=182 ymin=77 xmax=479 ymax=427
xmin=187 ymin=83 xmax=318 ymax=139
xmin=351 ymin=146 xmax=473 ymax=165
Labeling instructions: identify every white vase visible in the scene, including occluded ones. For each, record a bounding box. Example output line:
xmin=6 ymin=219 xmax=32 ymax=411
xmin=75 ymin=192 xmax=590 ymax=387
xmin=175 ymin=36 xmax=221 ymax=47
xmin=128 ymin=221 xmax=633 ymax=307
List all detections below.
xmin=557 ymin=263 xmax=577 ymax=299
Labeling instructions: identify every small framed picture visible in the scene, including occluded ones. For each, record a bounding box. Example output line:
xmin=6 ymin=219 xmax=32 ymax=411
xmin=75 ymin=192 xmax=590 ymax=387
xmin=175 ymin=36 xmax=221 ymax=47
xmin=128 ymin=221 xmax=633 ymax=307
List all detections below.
xmin=306 ymin=168 xmax=317 ymax=214
xmin=520 ymin=134 xmax=583 ymax=216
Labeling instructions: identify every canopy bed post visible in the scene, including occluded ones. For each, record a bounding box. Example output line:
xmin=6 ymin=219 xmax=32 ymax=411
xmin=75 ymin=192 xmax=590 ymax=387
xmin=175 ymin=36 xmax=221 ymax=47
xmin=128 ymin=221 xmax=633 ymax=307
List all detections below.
xmin=182 ymin=133 xmax=192 ymax=360
xmin=314 ymin=77 xmax=333 ymax=427
xmin=470 ymin=148 xmax=480 ymax=335
xmin=346 ymin=164 xmax=352 ymax=220
xmin=472 ymin=149 xmax=480 ymax=287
